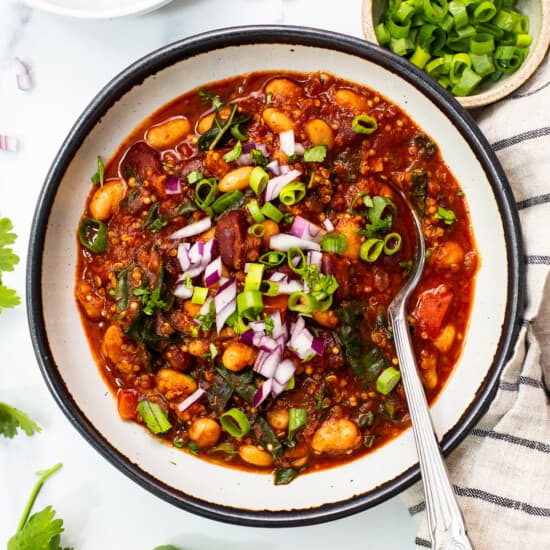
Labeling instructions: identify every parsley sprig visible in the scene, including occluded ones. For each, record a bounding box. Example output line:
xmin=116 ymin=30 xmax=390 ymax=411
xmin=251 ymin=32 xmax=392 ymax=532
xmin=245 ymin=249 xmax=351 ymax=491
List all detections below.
xmin=0 ymin=217 xmax=21 ymax=312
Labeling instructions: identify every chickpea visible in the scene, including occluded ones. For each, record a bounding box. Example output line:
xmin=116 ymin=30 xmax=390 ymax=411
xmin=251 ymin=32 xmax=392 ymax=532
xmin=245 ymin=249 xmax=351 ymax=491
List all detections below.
xmin=101 ymin=324 xmax=126 ymax=364
xmin=145 ymin=116 xmax=191 ymax=149
xmin=188 ymin=339 xmax=210 ymax=357
xmin=265 ymin=78 xmax=302 ymax=100
xmin=335 ymin=218 xmax=362 ymax=260
xmin=238 ymin=444 xmax=273 ymax=467
xmin=262 ymin=108 xmax=294 ymax=133
xmin=155 ymin=368 xmax=197 ymax=397
xmin=311 ymin=418 xmax=361 ymax=455
xmin=267 ymin=408 xmax=289 ymax=431
xmin=284 ymin=443 xmax=310 ymax=468
xmin=333 ymin=89 xmax=369 ymax=113
xmin=305 ymin=118 xmax=335 ymax=149
xmin=432 ymin=241 xmax=464 ymax=271
xmin=218 ymin=166 xmax=254 ymax=192
xmin=312 ymin=309 xmax=339 ymax=329
xmin=261 ymin=220 xmax=279 ymax=248
xmin=222 ymin=342 xmax=257 ymax=372
xmin=89 ymin=178 xmax=126 ymax=221
xmin=189 ymin=417 xmax=221 ymax=449
xmin=434 ymin=323 xmax=456 ymax=352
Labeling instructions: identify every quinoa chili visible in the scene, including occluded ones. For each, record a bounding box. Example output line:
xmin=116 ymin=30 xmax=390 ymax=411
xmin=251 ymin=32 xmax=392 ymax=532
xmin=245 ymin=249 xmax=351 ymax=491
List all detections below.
xmin=74 ymin=71 xmax=478 ymax=484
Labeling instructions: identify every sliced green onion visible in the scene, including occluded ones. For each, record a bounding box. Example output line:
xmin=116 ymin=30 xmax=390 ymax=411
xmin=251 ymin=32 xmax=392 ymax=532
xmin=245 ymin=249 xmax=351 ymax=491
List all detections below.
xmin=473 ymin=1 xmax=497 ymax=22
xmin=303 ymin=145 xmax=327 ymax=163
xmin=448 ymin=0 xmax=468 ymax=29
xmin=261 ymin=280 xmax=280 ymax=297
xmin=470 ymin=33 xmax=495 ymax=54
xmin=383 ymin=232 xmax=403 ymax=255
xmin=410 ymin=44 xmax=432 ymax=68
xmin=220 ymin=408 xmax=250 ymax=438
xmin=423 ymin=0 xmax=449 ymax=23
xmin=376 ymin=367 xmax=401 ymax=395
xmin=191 ymin=286 xmax=208 ymax=305
xmin=321 ymin=233 xmax=347 ymax=254
xmin=493 ymin=8 xmax=520 ymax=32
xmin=467 ymin=52 xmax=494 ymax=76
xmin=434 ymin=205 xmax=457 ymax=224
xmin=223 ymin=140 xmax=242 ymax=162
xmin=244 ymin=263 xmax=265 ymax=292
xmin=237 ymin=289 xmax=264 ymax=320
xmin=258 ymin=250 xmax=286 ymax=267
xmin=287 ymin=247 xmax=307 ymax=275
xmin=195 ymin=178 xmax=218 ymax=212
xmin=360 ymin=238 xmax=384 ymax=262
xmin=261 ymin=201 xmax=284 ymax=223
xmin=350 ymin=191 xmax=373 ymax=216
xmin=495 ymin=45 xmax=526 ymax=73
xmin=288 ymin=408 xmax=308 ymax=441
xmin=187 ymin=170 xmax=203 ymax=184
xmin=375 ymin=22 xmax=391 ymax=45
xmin=352 ymin=114 xmax=378 ymax=135
xmin=288 ymin=291 xmax=319 ymax=314
xmin=279 ymin=182 xmax=306 ymax=205
xmin=212 ymin=190 xmax=243 ymax=213
xmin=246 ymin=199 xmax=266 ymax=223
xmin=230 ymin=123 xmax=248 ymax=142
xmin=249 ymin=223 xmax=266 ymax=237
xmin=449 ymin=52 xmax=472 ymax=83
xmin=387 ymin=15 xmax=412 ymax=39
xmin=451 ymin=66 xmax=483 ymax=96
xmin=249 ymin=166 xmax=269 ymax=196
xmin=516 ymin=33 xmax=532 ymax=47
xmin=390 ymin=36 xmax=416 ymax=56
xmin=79 ymin=217 xmax=108 ymax=254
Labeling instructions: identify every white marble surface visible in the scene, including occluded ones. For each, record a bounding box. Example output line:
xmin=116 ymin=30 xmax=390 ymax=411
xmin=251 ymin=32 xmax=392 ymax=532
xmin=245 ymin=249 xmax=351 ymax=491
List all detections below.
xmin=0 ymin=1 xmax=418 ymax=547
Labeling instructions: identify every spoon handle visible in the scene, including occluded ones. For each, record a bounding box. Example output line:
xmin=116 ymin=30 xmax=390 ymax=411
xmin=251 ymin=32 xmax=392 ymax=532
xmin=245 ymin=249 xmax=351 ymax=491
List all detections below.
xmin=389 ymin=305 xmax=474 ymax=550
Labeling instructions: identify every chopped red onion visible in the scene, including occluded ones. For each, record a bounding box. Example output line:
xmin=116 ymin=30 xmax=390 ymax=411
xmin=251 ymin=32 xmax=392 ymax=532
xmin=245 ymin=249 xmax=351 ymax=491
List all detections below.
xmin=253 ymin=378 xmax=273 ymax=408
xmin=294 ymin=143 xmax=305 ymax=156
xmin=204 ymin=256 xmax=222 ymax=287
xmin=279 ymin=129 xmax=295 ymax=156
xmin=274 ymin=359 xmax=295 ymax=385
xmin=168 ymin=217 xmax=212 ymax=240
xmin=173 ymin=283 xmax=194 ymax=299
xmin=199 ymin=297 xmax=213 ymax=316
xmin=280 ymin=164 xmax=291 ymax=175
xmin=177 ymin=388 xmax=206 ymax=412
xmin=15 ymin=57 xmax=32 ymax=91
xmin=215 ymin=278 xmax=237 ymax=333
xmin=307 ymin=251 xmax=323 ymax=270
xmin=254 ymin=346 xmax=283 ymax=379
xmin=236 ymin=153 xmax=252 ymax=166
xmin=264 ymin=169 xmax=301 ymax=202
xmin=322 ymin=218 xmax=335 ymax=232
xmin=0 ymin=135 xmax=18 ymax=152
xmin=268 ymin=272 xmax=303 ymax=294
xmin=165 ymin=174 xmax=182 ymax=195
xmin=270 ymin=379 xmax=287 ymax=397
xmin=312 ymin=337 xmax=325 ymax=356
xmin=269 ymin=233 xmax=321 ymax=252
xmin=240 ymin=329 xmax=255 ymax=346
xmin=290 ymin=216 xmax=325 ymax=243
xmin=270 ymin=311 xmax=287 ymax=340
xmin=265 ymin=160 xmax=281 ymax=176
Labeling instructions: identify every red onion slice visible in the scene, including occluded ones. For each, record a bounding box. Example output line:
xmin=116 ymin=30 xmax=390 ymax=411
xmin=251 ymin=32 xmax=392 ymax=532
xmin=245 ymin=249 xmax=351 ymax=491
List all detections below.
xmin=265 ymin=160 xmax=281 ymax=176
xmin=279 ymin=129 xmax=295 ymax=156
xmin=204 ymin=257 xmax=222 ymax=287
xmin=215 ymin=278 xmax=237 ymax=333
xmin=322 ymin=218 xmax=335 ymax=232
xmin=165 ymin=174 xmax=182 ymax=195
xmin=0 ymin=135 xmax=18 ymax=152
xmin=264 ymin=169 xmax=301 ymax=202
xmin=177 ymin=243 xmax=191 ymax=272
xmin=177 ymin=388 xmax=206 ymax=412
xmin=290 ymin=216 xmax=325 ymax=243
xmin=253 ymin=378 xmax=273 ymax=408
xmin=168 ymin=217 xmax=212 ymax=240
xmin=307 ymin=250 xmax=323 ymax=270
xmin=254 ymin=346 xmax=282 ymax=379
xmin=312 ymin=337 xmax=325 ymax=356
xmin=269 ymin=233 xmax=321 ymax=252
xmin=15 ymin=57 xmax=32 ymax=91
xmin=270 ymin=379 xmax=287 ymax=398
xmin=199 ymin=297 xmax=213 ymax=316
xmin=274 ymin=359 xmax=295 ymax=385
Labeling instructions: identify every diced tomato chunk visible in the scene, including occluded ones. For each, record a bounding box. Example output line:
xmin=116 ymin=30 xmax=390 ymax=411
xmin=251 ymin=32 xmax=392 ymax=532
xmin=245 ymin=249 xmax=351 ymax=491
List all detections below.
xmin=117 ymin=389 xmax=139 ymax=420
xmin=263 ymin=294 xmax=288 ymax=320
xmin=412 ymin=285 xmax=453 ymax=339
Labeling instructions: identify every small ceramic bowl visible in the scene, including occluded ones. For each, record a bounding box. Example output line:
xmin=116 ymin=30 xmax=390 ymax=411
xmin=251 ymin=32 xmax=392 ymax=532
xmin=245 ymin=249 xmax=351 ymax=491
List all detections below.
xmin=362 ymin=0 xmax=550 ymax=109
xmin=27 ymin=26 xmax=523 ymax=526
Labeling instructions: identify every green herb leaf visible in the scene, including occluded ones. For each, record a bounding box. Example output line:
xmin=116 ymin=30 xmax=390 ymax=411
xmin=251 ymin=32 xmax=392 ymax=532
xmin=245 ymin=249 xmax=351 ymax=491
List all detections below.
xmin=223 ymin=140 xmax=242 ymax=163
xmin=0 ymin=402 xmax=41 ymax=438
xmin=303 ymin=145 xmax=327 ymax=163
xmin=137 ymin=400 xmax=172 ymax=435
xmin=0 ymin=218 xmax=20 ymax=312
xmin=91 ymin=155 xmax=105 ymax=186
xmin=274 ymin=467 xmax=300 ymax=485
xmin=435 ymin=206 xmax=457 ymax=225
xmin=250 ymin=149 xmax=269 ymax=167
xmin=410 ymin=169 xmax=428 ymax=217
xmin=198 ymin=88 xmax=223 ymax=110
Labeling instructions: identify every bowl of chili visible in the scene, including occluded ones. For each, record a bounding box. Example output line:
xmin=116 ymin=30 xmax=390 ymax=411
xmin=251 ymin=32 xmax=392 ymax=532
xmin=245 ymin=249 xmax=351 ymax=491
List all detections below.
xmin=362 ymin=0 xmax=550 ymax=108
xmin=27 ymin=26 xmax=523 ymax=526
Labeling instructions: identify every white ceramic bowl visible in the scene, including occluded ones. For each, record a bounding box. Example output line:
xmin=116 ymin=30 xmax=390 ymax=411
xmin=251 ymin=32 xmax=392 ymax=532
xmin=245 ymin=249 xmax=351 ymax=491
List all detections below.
xmin=27 ymin=26 xmax=523 ymax=526
xmin=362 ymin=0 xmax=550 ymax=109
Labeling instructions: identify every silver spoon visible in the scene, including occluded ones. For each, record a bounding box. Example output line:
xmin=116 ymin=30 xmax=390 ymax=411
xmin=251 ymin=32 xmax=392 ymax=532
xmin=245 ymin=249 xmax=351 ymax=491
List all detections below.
xmin=387 ymin=188 xmax=474 ymax=550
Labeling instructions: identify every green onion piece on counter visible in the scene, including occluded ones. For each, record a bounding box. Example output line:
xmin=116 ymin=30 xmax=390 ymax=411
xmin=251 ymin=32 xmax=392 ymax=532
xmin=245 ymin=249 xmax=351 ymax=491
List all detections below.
xmin=287 ymin=247 xmax=307 ymax=275
xmin=434 ymin=206 xmax=457 ymax=224
xmin=360 ymin=238 xmax=385 ymax=262
xmin=246 ymin=199 xmax=266 ymax=223
xmin=223 ymin=140 xmax=242 ymax=162
xmin=220 ymin=408 xmax=251 ymax=438
xmin=212 ymin=190 xmax=243 ymax=213
xmin=261 ymin=201 xmax=285 ymax=223
xmin=279 ymin=182 xmax=307 ymax=205
xmin=351 ymin=114 xmax=378 ymax=135
xmin=249 ymin=166 xmax=269 ymax=196
xmin=288 ymin=408 xmax=308 ymax=441
xmin=78 ymin=217 xmax=108 ymax=254
xmin=187 ymin=170 xmax=203 ymax=184
xmin=303 ymin=145 xmax=327 ymax=163
xmin=288 ymin=291 xmax=319 ymax=314
xmin=321 ymin=233 xmax=347 ymax=254
xmin=195 ymin=178 xmax=218 ymax=212
xmin=237 ymin=289 xmax=264 ymax=320
xmin=383 ymin=232 xmax=403 ymax=255
xmin=244 ymin=263 xmax=264 ymax=292
xmin=137 ymin=400 xmax=172 ymax=435
xmin=376 ymin=367 xmax=401 ymax=395
xmin=248 ymin=223 xmax=266 ymax=237
xmin=191 ymin=286 xmax=208 ymax=305
xmin=258 ymin=250 xmax=286 ymax=267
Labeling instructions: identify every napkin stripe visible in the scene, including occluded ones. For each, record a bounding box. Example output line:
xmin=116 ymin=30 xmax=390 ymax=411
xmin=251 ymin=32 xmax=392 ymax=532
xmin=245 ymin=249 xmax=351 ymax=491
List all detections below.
xmin=499 ymin=375 xmax=544 ymax=391
xmin=471 ymin=428 xmax=550 ymax=453
xmin=526 ymin=255 xmax=550 ymax=265
xmin=516 ymin=193 xmax=550 ymax=210
xmin=415 ymin=536 xmax=431 ymax=547
xmin=454 ymin=486 xmax=550 ymax=517
xmin=510 ymin=79 xmax=550 ymax=99
xmin=491 ymin=126 xmax=550 ymax=151
xmin=408 ymin=501 xmax=426 ymax=515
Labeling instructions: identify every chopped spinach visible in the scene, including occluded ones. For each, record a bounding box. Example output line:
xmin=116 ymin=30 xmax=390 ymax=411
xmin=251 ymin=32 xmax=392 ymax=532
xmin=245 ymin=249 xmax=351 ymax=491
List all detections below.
xmin=410 ymin=169 xmax=428 ymax=217
xmin=255 ymin=415 xmax=284 ymax=458
xmin=216 ymin=367 xmax=256 ymax=405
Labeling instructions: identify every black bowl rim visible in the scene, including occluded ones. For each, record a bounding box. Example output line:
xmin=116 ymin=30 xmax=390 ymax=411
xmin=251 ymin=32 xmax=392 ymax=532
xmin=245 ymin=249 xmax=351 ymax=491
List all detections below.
xmin=26 ymin=24 xmax=524 ymax=528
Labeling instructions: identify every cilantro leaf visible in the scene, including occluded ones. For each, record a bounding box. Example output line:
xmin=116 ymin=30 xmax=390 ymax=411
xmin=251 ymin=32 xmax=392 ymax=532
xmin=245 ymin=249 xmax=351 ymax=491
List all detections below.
xmin=0 ymin=284 xmax=21 ymax=312
xmin=0 ymin=402 xmax=41 ymax=438
xmin=90 ymin=155 xmax=105 ymax=186
xmin=0 ymin=217 xmax=21 ymax=312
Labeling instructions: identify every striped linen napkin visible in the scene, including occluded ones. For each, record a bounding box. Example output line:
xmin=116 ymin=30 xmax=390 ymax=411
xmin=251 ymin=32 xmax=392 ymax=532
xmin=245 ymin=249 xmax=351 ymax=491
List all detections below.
xmin=402 ymin=53 xmax=550 ymax=549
